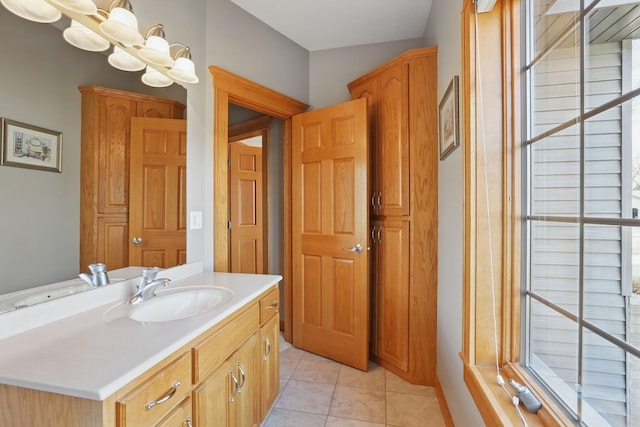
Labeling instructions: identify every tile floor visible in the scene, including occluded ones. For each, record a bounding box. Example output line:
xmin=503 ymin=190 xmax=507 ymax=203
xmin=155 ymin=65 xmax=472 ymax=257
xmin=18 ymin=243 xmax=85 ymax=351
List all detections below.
xmin=262 ymin=338 xmax=447 ymax=427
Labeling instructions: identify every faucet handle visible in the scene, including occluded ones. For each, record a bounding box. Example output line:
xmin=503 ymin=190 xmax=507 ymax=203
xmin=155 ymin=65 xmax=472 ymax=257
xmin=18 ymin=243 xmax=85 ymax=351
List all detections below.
xmin=142 ymin=266 xmax=160 ymax=279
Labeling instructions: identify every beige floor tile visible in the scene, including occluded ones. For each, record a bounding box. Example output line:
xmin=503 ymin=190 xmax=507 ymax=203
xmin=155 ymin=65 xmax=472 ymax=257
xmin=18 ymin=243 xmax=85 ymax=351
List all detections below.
xmin=329 ymin=385 xmax=386 ymax=424
xmin=263 ymin=407 xmax=327 ymax=427
xmin=385 ymin=371 xmax=438 ymax=397
xmin=325 ymin=417 xmax=386 ymax=427
xmin=292 ymin=354 xmax=341 ymax=384
xmin=279 ymin=346 xmax=305 ymax=380
xmin=386 ymin=391 xmax=446 ymax=427
xmin=274 ymin=379 xmax=335 ymax=415
xmin=338 ymin=362 xmax=385 ymax=390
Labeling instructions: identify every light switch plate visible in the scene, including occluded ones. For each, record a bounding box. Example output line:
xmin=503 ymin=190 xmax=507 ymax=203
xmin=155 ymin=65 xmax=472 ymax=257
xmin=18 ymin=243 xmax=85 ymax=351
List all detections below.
xmin=190 ymin=211 xmax=203 ymax=230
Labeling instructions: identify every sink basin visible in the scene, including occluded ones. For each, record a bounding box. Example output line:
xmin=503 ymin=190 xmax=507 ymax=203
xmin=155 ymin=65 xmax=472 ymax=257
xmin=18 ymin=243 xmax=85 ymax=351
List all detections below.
xmin=128 ymin=286 xmax=234 ymax=323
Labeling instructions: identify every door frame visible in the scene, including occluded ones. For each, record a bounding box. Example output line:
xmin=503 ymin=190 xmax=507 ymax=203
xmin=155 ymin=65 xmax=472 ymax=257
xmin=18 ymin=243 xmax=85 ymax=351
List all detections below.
xmin=210 ymin=66 xmax=308 ymax=342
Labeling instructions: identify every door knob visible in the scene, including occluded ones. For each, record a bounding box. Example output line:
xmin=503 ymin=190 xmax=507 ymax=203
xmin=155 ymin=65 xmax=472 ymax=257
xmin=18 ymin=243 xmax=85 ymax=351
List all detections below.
xmin=132 ymin=237 xmax=143 ymax=245
xmin=343 ymin=243 xmax=364 ymax=254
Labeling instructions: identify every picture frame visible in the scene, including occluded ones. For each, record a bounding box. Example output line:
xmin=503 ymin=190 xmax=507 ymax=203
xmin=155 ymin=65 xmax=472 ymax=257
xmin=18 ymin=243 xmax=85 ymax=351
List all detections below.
xmin=439 ymin=75 xmax=460 ymax=161
xmin=1 ymin=118 xmax=62 ymax=173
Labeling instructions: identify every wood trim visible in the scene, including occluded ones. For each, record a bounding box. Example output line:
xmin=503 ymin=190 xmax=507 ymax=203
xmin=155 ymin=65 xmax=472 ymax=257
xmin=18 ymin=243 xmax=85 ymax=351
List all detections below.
xmin=228 ymin=115 xmax=272 ymax=138
xmin=210 ymin=66 xmax=308 ymax=344
xmin=347 ymin=46 xmax=438 ymax=91
xmin=78 ymin=86 xmax=185 ymax=111
xmin=434 ymin=376 xmax=455 ymax=427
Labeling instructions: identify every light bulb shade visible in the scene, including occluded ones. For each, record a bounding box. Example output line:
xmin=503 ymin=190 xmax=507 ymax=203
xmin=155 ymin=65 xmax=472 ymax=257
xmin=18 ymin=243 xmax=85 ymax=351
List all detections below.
xmin=48 ymin=0 xmax=97 ymax=15
xmin=108 ymin=46 xmax=145 ymax=71
xmin=99 ymin=7 xmax=143 ymax=47
xmin=63 ymin=20 xmax=110 ymax=52
xmin=0 ymin=0 xmax=61 ymax=23
xmin=141 ymin=66 xmax=173 ymax=88
xmin=168 ymin=57 xmax=199 ymax=84
xmin=138 ymin=35 xmax=174 ymax=67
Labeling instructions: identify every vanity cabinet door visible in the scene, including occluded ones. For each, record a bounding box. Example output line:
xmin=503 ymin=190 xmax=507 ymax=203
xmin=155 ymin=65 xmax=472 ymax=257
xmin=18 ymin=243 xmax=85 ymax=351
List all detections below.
xmin=194 ymin=333 xmax=260 ymax=427
xmin=260 ymin=313 xmax=280 ymax=420
xmin=193 ymin=357 xmax=235 ymax=427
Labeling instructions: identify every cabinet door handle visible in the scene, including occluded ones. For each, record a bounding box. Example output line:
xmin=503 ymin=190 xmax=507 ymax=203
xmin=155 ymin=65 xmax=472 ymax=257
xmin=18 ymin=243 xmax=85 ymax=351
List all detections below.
xmin=266 ymin=301 xmax=278 ymax=310
xmin=237 ymin=364 xmax=246 ymax=392
xmin=371 ymin=226 xmax=376 ymax=244
xmin=263 ymin=336 xmax=271 ymax=361
xmin=186 ymin=416 xmax=193 ymax=427
xmin=377 ymin=192 xmax=382 ymax=210
xmin=229 ymin=371 xmax=239 ymax=402
xmin=145 ymin=381 xmax=181 ymax=411
xmin=371 ymin=192 xmax=376 ymax=210
xmin=377 ymin=227 xmax=382 ymax=244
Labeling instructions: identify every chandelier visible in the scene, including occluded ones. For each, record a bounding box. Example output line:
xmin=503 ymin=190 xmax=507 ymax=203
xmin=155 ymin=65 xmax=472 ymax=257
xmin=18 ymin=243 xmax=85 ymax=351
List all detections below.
xmin=0 ymin=0 xmax=199 ymax=87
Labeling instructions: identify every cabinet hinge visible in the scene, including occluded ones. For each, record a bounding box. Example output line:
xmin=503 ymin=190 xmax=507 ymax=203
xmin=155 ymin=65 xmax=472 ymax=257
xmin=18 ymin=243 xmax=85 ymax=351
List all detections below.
xmin=228 ymin=158 xmax=231 ymax=167
xmin=227 ymin=220 xmax=232 ymax=230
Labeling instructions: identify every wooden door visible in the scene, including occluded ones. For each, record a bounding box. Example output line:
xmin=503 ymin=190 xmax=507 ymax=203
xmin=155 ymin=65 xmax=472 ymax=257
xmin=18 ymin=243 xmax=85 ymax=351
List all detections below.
xmin=291 ymin=98 xmax=369 ymax=370
xmin=377 ymin=64 xmax=409 ymax=216
xmin=229 ymin=142 xmax=265 ymax=274
xmin=129 ymin=117 xmax=187 ymax=267
xmin=376 ymin=219 xmax=410 ymax=372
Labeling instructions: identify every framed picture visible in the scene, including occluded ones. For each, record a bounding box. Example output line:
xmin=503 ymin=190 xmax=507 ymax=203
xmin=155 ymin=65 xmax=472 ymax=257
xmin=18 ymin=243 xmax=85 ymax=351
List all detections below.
xmin=1 ymin=118 xmax=62 ymax=172
xmin=439 ymin=75 xmax=460 ymax=161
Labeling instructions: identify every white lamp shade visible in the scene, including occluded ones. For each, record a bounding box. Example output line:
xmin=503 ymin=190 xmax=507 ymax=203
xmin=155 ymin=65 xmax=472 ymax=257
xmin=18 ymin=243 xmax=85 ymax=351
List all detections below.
xmin=48 ymin=0 xmax=97 ymax=15
xmin=63 ymin=20 xmax=110 ymax=52
xmin=138 ymin=36 xmax=174 ymax=67
xmin=168 ymin=57 xmax=199 ymax=84
xmin=108 ymin=46 xmax=145 ymax=72
xmin=0 ymin=0 xmax=61 ymax=23
xmin=141 ymin=66 xmax=173 ymax=88
xmin=99 ymin=7 xmax=144 ymax=47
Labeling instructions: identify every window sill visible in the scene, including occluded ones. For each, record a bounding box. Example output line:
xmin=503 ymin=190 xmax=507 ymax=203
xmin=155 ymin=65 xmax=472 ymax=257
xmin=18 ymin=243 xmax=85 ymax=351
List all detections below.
xmin=463 ymin=359 xmax=575 ymax=426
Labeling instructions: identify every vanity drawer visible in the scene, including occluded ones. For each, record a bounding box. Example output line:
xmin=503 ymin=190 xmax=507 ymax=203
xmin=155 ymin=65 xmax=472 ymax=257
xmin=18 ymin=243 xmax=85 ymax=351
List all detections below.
xmin=155 ymin=397 xmax=192 ymax=427
xmin=259 ymin=286 xmax=279 ymax=324
xmin=116 ymin=352 xmax=191 ymax=427
xmin=192 ymin=302 xmax=259 ymax=383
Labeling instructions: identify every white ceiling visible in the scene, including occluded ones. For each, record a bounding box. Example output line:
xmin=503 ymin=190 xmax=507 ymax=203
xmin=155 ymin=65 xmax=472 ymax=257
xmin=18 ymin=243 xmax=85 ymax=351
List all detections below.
xmin=228 ymin=0 xmax=433 ymax=51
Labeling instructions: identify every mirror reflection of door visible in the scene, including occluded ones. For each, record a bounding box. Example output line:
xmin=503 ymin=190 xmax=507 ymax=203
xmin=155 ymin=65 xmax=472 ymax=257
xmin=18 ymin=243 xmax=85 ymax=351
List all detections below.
xmin=228 ymin=116 xmax=271 ymax=274
xmin=129 ymin=117 xmax=188 ymax=267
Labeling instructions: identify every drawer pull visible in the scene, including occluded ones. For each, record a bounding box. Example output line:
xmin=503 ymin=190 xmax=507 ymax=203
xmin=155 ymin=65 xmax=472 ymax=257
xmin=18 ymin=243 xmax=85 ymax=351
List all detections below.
xmin=230 ymin=371 xmax=240 ymax=402
xmin=263 ymin=336 xmax=271 ymax=360
xmin=145 ymin=381 xmax=181 ymax=411
xmin=237 ymin=364 xmax=246 ymax=392
xmin=266 ymin=301 xmax=278 ymax=310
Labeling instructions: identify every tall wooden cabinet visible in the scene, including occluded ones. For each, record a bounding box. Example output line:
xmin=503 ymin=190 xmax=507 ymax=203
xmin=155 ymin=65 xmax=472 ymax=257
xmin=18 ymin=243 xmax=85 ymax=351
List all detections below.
xmin=79 ymin=86 xmax=185 ymax=271
xmin=348 ymin=47 xmax=438 ymax=386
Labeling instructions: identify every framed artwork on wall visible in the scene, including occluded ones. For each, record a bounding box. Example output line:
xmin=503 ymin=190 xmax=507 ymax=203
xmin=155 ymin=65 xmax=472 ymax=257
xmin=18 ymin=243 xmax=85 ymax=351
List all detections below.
xmin=1 ymin=118 xmax=62 ymax=173
xmin=439 ymin=75 xmax=460 ymax=161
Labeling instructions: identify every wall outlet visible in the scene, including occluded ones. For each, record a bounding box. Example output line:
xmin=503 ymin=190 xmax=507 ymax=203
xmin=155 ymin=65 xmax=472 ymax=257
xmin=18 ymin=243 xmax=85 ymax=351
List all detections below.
xmin=190 ymin=211 xmax=203 ymax=230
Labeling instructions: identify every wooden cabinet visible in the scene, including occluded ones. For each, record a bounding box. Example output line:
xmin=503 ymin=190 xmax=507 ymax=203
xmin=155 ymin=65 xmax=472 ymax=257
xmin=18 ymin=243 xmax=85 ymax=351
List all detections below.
xmin=259 ymin=288 xmax=280 ymax=418
xmin=349 ymin=47 xmax=438 ymax=386
xmin=116 ymin=352 xmax=191 ymax=426
xmin=155 ymin=397 xmax=192 ymax=427
xmin=79 ymin=86 xmax=185 ymax=271
xmin=194 ymin=333 xmax=260 ymax=427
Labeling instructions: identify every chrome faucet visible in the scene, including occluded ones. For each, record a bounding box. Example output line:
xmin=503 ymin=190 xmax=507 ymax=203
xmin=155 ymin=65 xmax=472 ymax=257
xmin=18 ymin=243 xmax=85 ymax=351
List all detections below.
xmin=78 ymin=263 xmax=110 ymax=287
xmin=138 ymin=267 xmax=161 ymax=290
xmin=128 ymin=278 xmax=171 ymax=305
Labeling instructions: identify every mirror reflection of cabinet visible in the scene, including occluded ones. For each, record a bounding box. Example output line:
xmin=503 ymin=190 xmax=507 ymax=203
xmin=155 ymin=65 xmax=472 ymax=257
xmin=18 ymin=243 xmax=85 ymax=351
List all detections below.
xmin=79 ymin=86 xmax=185 ymax=271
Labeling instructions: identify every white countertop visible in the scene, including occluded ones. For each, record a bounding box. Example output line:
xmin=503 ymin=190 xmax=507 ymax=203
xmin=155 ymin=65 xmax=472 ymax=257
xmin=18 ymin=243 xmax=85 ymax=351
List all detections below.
xmin=0 ymin=264 xmax=281 ymax=401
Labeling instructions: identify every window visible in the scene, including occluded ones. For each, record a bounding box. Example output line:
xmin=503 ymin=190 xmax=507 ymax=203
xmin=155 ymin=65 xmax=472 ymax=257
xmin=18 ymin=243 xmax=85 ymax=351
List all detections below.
xmin=523 ymin=1 xmax=640 ymax=426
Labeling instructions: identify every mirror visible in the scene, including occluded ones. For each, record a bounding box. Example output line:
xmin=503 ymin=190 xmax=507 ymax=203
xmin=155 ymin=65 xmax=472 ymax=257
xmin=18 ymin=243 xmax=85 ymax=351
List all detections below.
xmin=0 ymin=8 xmax=187 ymax=303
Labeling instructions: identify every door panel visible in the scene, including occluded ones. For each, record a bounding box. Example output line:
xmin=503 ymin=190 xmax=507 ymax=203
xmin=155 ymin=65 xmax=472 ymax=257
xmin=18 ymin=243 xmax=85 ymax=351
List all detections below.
xmin=229 ymin=142 xmax=264 ymax=274
xmin=129 ymin=117 xmax=187 ymax=267
xmin=292 ymin=98 xmax=369 ymax=371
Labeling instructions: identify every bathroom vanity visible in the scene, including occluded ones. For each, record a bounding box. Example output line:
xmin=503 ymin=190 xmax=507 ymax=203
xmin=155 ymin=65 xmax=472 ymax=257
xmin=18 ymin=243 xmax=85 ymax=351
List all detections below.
xmin=0 ymin=263 xmax=281 ymax=427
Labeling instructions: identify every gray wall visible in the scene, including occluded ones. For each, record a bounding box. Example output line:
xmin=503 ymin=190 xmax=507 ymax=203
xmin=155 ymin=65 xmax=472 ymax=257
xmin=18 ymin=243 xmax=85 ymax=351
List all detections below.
xmin=424 ymin=1 xmax=484 ymax=425
xmin=309 ymin=38 xmax=426 ymax=109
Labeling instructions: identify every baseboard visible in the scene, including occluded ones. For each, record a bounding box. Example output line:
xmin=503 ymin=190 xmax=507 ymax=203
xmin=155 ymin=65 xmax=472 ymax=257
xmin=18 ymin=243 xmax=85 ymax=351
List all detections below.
xmin=435 ymin=375 xmax=455 ymax=427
